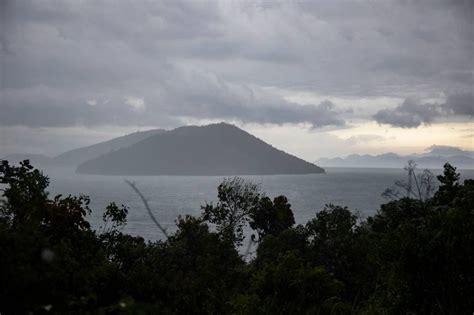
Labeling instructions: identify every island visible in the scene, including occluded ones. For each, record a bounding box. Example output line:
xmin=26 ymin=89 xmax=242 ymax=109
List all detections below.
xmin=76 ymin=123 xmax=324 ymax=175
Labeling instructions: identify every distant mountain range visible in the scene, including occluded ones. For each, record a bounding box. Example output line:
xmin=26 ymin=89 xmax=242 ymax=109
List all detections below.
xmin=77 ymin=123 xmax=324 ymax=175
xmin=316 ymin=145 xmax=474 ymax=169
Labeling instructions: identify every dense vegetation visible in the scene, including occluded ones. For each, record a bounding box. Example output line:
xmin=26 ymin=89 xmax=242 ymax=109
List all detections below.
xmin=0 ymin=160 xmax=473 ymax=314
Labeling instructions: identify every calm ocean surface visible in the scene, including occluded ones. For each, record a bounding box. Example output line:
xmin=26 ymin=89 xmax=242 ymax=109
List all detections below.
xmin=45 ymin=167 xmax=474 ymax=242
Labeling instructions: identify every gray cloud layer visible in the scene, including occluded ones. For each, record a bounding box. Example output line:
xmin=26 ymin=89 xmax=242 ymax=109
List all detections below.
xmin=373 ymin=99 xmax=441 ymax=128
xmin=443 ymin=92 xmax=474 ymax=117
xmin=373 ymin=92 xmax=473 ymax=128
xmin=1 ymin=0 xmax=473 ymax=129
xmin=0 ymin=64 xmax=345 ymax=128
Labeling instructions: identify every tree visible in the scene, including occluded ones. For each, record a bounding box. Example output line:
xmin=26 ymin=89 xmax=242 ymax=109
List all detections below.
xmin=306 ymin=204 xmax=357 ymax=244
xmin=360 ymin=163 xmax=474 ymax=313
xmin=0 ymin=161 xmax=120 ymax=313
xmin=249 ymin=195 xmax=295 ymax=241
xmin=434 ymin=162 xmax=460 ymax=205
xmin=0 ymin=160 xmax=49 ymax=225
xmin=236 ymin=252 xmax=350 ymax=314
xmin=201 ymin=177 xmax=260 ymax=246
xmin=2 ymin=160 xmax=473 ymax=313
xmin=101 ymin=202 xmax=128 ymax=234
xmin=305 ymin=205 xmax=361 ymax=289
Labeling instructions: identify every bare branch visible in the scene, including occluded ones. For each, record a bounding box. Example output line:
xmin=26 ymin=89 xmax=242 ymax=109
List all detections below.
xmin=125 ymin=180 xmax=169 ymax=240
xmin=382 ymin=162 xmax=436 ymax=203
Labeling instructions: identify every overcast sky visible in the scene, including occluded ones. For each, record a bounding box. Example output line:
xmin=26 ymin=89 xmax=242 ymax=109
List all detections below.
xmin=1 ymin=0 xmax=473 ymax=160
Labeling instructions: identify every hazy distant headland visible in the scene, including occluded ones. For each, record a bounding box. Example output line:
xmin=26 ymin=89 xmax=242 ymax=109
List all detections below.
xmin=1 ymin=129 xmax=165 ymax=171
xmin=55 ymin=129 xmax=166 ymax=166
xmin=317 ymin=145 xmax=474 ymax=169
xmin=76 ymin=123 xmax=324 ymax=176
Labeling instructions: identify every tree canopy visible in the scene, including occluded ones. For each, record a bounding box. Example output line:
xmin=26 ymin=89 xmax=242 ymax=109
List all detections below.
xmin=0 ymin=160 xmax=473 ymax=314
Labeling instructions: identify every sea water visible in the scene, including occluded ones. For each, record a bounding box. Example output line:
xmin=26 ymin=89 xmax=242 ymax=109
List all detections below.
xmin=45 ymin=167 xmax=474 ymax=242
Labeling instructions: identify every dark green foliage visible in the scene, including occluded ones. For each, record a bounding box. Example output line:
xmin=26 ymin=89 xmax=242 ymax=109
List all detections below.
xmin=249 ymin=195 xmax=295 ymax=241
xmin=150 ymin=216 xmax=244 ymax=313
xmin=453 ymin=178 xmax=474 ymax=211
xmin=306 ymin=204 xmax=357 ymax=244
xmin=202 ymin=177 xmax=260 ymax=246
xmin=102 ymin=202 xmax=128 ymax=232
xmin=434 ymin=162 xmax=461 ymax=205
xmin=0 ymin=160 xmax=473 ymax=314
xmin=238 ymin=253 xmax=351 ymax=314
xmin=0 ymin=160 xmax=50 ymax=225
xmin=255 ymin=226 xmax=308 ymax=265
xmin=305 ymin=205 xmax=368 ymax=301
xmin=358 ymin=163 xmax=474 ymax=313
xmin=0 ymin=160 xmax=118 ymax=313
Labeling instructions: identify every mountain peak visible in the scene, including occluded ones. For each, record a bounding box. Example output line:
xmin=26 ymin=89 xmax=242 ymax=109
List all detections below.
xmin=77 ymin=123 xmax=324 ymax=176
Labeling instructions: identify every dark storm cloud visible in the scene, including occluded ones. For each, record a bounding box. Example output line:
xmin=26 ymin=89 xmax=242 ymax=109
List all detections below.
xmin=373 ymin=99 xmax=441 ymax=128
xmin=153 ymin=66 xmax=345 ymax=127
xmin=0 ymin=0 xmax=472 ymax=129
xmin=373 ymin=91 xmax=473 ymax=128
xmin=0 ymin=101 xmax=152 ymax=128
xmin=442 ymin=92 xmax=474 ymax=117
xmin=1 ymin=63 xmax=344 ymax=128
